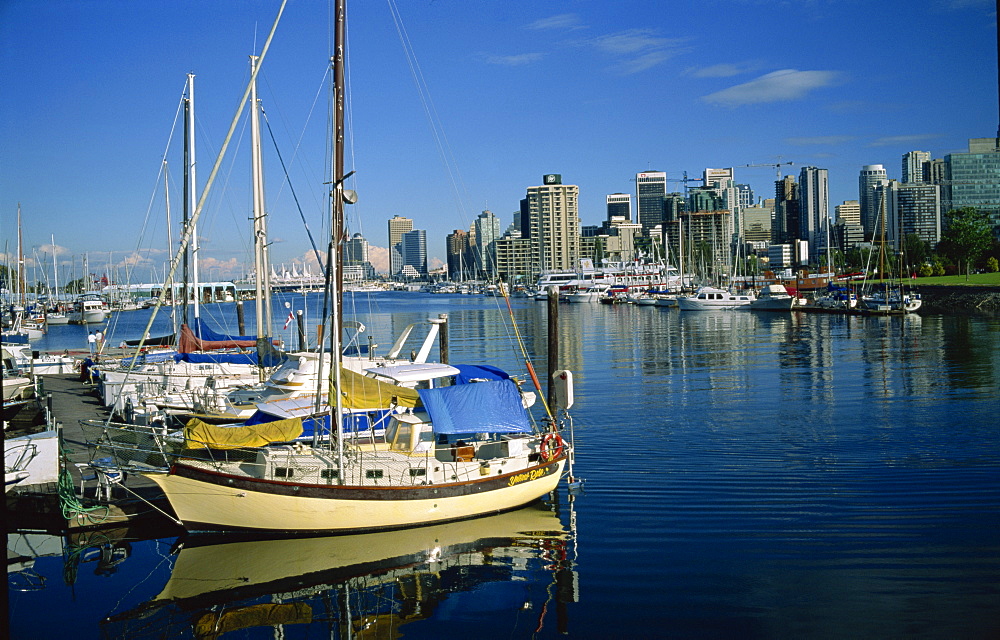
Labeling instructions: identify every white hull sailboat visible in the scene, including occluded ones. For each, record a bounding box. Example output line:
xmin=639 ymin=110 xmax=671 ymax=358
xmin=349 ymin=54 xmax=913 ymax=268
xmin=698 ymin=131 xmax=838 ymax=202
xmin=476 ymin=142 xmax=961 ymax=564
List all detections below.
xmin=144 ymin=0 xmax=575 ymax=534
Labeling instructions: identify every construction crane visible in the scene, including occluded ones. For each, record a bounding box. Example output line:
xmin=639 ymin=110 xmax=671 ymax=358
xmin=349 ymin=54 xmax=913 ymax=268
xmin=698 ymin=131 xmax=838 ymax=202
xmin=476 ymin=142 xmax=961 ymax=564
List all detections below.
xmin=664 ymin=171 xmax=703 ymax=195
xmin=744 ymin=160 xmax=794 ymax=178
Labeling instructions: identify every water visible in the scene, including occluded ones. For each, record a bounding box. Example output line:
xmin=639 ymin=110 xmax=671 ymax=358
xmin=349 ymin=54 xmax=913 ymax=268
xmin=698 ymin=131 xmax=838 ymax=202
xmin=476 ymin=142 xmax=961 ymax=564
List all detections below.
xmin=9 ymin=294 xmax=1000 ymax=638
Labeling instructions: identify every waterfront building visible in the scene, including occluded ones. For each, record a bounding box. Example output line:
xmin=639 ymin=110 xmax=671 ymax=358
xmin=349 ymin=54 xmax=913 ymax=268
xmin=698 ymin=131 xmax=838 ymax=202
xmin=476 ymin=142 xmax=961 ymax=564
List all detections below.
xmin=798 ymin=166 xmax=830 ymax=262
xmin=859 ymin=164 xmax=888 ymax=238
xmin=635 ymin=171 xmax=667 ymax=230
xmin=474 ymin=209 xmax=502 ymax=278
xmin=665 ymin=210 xmax=732 ymax=279
xmin=494 ymin=235 xmax=535 ymax=283
xmin=446 ymin=229 xmax=471 ymax=281
xmin=742 ymin=200 xmax=773 ymax=250
xmin=884 ymin=181 xmax=942 ymax=249
xmin=767 ymin=244 xmax=793 ymax=269
xmin=604 ymin=220 xmax=643 ymax=261
xmin=344 ymin=233 xmax=376 ymax=279
xmin=902 ymin=150 xmax=931 ymax=184
xmin=524 ymin=174 xmax=580 ymax=274
xmin=400 ymin=229 xmax=427 ymax=279
xmin=387 ymin=215 xmax=413 ymax=277
xmin=606 ymin=193 xmax=632 ymax=228
xmin=834 ymin=200 xmax=865 ymax=252
xmin=774 ymin=176 xmax=799 ymax=244
xmin=945 ymin=137 xmax=1000 ymax=238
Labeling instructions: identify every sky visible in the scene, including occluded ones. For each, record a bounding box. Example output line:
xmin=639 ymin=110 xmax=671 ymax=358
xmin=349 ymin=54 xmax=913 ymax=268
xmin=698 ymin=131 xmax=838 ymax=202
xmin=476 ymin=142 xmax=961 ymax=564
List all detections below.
xmin=2 ymin=0 xmax=997 ymax=285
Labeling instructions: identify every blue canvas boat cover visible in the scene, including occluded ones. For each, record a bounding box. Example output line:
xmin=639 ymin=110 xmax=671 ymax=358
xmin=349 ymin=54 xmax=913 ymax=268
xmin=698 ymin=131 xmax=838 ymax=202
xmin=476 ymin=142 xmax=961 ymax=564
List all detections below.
xmin=452 ymin=364 xmax=510 ymax=384
xmin=417 ymin=379 xmax=531 ymax=435
xmin=188 ymin=317 xmax=256 ymax=342
xmin=173 ymin=352 xmax=259 ymax=365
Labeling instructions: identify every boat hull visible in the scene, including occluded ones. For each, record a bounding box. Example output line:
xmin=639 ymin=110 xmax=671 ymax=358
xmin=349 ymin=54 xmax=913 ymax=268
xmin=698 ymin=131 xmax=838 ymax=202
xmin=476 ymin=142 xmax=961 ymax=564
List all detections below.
xmin=147 ymin=457 xmax=566 ymax=533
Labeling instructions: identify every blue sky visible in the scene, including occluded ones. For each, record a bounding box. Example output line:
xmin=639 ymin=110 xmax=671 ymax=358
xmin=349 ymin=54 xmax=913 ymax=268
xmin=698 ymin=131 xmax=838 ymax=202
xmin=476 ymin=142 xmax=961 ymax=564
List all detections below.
xmin=2 ymin=0 xmax=996 ymax=284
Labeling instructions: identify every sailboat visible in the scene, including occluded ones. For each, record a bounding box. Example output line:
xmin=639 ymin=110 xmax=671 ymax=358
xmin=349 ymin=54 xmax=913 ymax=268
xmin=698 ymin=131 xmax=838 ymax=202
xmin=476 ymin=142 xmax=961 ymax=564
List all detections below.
xmin=144 ymin=0 xmax=575 ymax=533
xmin=94 ymin=72 xmax=278 ymax=419
xmin=860 ymin=190 xmax=922 ymax=314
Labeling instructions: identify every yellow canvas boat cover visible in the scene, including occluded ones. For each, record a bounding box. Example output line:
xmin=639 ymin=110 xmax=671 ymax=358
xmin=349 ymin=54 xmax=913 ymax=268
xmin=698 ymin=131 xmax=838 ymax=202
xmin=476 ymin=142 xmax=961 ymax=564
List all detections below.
xmin=337 ymin=366 xmax=421 ymax=410
xmin=184 ymin=416 xmax=304 ymax=449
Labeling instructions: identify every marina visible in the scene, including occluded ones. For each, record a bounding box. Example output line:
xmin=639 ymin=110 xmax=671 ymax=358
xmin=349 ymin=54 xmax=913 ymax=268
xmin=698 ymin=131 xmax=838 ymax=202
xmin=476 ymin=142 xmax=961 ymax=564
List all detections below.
xmin=6 ymin=291 xmax=1000 ymax=637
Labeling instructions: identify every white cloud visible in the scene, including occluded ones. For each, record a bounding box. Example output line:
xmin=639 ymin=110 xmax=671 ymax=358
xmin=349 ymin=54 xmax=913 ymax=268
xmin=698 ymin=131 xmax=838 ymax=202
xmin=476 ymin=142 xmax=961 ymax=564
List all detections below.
xmin=702 ymin=69 xmax=840 ymax=106
xmin=868 ymin=134 xmax=941 ymax=147
xmin=526 ymin=14 xmax=585 ymax=31
xmin=485 ymin=52 xmax=544 ymax=66
xmin=588 ymin=29 xmax=689 ymax=75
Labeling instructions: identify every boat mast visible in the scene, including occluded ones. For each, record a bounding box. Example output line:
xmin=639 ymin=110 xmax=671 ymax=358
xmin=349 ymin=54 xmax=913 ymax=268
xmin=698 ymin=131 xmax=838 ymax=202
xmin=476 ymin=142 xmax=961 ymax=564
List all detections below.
xmin=187 ymin=73 xmax=202 ymax=324
xmin=331 ymin=0 xmax=347 ymax=470
xmin=250 ymin=54 xmax=274 ymax=381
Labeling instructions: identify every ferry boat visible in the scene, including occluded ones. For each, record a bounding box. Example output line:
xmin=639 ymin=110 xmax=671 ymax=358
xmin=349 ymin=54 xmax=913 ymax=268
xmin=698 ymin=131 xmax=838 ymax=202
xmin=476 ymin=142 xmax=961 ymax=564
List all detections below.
xmin=536 ymin=260 xmax=683 ymax=294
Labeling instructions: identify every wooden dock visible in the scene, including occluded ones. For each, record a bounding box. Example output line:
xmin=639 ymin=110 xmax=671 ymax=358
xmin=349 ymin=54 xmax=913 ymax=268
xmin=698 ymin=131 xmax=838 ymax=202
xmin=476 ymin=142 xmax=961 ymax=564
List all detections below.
xmin=7 ymin=371 xmax=182 ymax=534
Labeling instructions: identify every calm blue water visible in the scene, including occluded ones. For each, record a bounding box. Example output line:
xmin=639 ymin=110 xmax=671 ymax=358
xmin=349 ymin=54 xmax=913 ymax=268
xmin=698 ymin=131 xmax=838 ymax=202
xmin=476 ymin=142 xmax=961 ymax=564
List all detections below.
xmin=9 ymin=293 xmax=1000 ymax=638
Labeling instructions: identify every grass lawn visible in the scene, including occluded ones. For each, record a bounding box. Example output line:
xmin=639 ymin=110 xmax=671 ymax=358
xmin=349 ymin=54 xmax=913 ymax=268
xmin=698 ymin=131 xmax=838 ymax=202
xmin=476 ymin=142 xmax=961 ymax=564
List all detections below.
xmin=865 ymin=273 xmax=1000 ymax=286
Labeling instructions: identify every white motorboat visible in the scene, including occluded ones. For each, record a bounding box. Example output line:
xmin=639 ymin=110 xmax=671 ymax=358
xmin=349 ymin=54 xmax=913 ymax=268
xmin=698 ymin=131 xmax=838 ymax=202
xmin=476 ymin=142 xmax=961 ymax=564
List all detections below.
xmin=749 ymin=284 xmax=798 ymax=311
xmin=677 ymin=286 xmax=755 ymax=311
xmin=566 ymin=283 xmax=611 ymax=303
xmin=68 ymin=295 xmax=109 ymax=324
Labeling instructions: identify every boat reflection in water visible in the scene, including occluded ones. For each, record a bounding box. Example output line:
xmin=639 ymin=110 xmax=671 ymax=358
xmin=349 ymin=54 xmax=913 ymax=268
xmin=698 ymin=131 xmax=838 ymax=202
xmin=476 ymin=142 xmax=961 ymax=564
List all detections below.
xmin=104 ymin=502 xmax=578 ymax=638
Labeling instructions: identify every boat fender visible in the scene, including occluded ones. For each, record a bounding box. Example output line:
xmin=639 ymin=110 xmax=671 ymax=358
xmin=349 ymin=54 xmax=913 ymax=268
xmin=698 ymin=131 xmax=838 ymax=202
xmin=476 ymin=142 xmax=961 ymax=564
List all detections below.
xmin=540 ymin=433 xmax=565 ymax=461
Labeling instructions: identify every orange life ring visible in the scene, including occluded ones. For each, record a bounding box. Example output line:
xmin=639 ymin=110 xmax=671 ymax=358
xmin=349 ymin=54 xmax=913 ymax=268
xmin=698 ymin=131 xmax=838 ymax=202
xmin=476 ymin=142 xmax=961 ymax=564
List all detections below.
xmin=540 ymin=433 xmax=565 ymax=461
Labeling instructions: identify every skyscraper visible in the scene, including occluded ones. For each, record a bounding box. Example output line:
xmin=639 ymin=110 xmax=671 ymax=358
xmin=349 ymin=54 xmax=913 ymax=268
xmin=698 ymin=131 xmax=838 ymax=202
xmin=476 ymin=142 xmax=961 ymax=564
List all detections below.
xmin=891 ymin=182 xmax=941 ymax=249
xmin=859 ymin=164 xmax=887 ymax=237
xmin=525 ymin=174 xmax=580 ymax=273
xmin=474 ymin=209 xmax=501 ymax=278
xmin=902 ymin=150 xmax=931 ymax=184
xmin=400 ymin=229 xmax=427 ymax=279
xmin=798 ymin=166 xmax=829 ymax=259
xmin=387 ymin=215 xmax=413 ymax=277
xmin=446 ymin=229 xmax=470 ymax=281
xmin=774 ymin=176 xmax=799 ymax=244
xmin=635 ymin=171 xmax=666 ymax=230
xmin=945 ymin=138 xmax=1000 ymax=238
xmin=606 ymin=193 xmax=632 ymax=229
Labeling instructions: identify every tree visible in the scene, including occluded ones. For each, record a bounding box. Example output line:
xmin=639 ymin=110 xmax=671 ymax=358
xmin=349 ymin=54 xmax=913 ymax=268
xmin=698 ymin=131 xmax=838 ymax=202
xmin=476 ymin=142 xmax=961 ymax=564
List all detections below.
xmin=937 ymin=207 xmax=993 ymax=275
xmin=902 ymin=233 xmax=929 ymax=270
xmin=988 ymin=256 xmax=999 ymax=273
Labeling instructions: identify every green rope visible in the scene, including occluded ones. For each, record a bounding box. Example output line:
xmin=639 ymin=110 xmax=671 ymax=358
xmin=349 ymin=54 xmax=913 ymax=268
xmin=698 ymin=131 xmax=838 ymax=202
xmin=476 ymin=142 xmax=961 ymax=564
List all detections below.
xmin=58 ymin=455 xmax=112 ymax=523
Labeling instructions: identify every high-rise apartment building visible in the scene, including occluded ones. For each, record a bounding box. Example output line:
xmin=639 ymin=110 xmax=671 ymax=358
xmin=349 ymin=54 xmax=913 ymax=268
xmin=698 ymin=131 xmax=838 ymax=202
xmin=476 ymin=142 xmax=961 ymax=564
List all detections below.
xmin=859 ymin=164 xmax=887 ymax=237
xmin=474 ymin=210 xmax=501 ymax=278
xmin=945 ymin=138 xmax=1000 ymax=238
xmin=884 ymin=182 xmax=942 ymax=249
xmin=525 ymin=174 xmax=580 ymax=273
xmin=902 ymin=151 xmax=931 ymax=184
xmin=798 ymin=166 xmax=830 ymax=260
xmin=833 ymin=200 xmax=864 ymax=251
xmin=635 ymin=171 xmax=666 ymax=230
xmin=387 ymin=214 xmax=413 ymax=277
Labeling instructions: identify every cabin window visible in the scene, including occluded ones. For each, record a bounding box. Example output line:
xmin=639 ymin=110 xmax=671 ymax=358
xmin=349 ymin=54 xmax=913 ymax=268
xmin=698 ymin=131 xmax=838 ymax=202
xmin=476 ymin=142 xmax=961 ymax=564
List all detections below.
xmin=366 ymin=469 xmax=385 ymax=479
xmin=408 ymin=468 xmax=426 ymax=477
xmin=274 ymin=467 xmax=293 ymax=478
xmin=321 ymin=469 xmax=339 ymax=479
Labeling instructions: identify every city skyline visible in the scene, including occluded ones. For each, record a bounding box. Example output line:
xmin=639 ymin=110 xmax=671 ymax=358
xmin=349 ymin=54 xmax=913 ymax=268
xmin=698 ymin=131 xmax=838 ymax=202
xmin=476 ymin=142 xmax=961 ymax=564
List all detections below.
xmin=2 ymin=1 xmax=997 ymax=282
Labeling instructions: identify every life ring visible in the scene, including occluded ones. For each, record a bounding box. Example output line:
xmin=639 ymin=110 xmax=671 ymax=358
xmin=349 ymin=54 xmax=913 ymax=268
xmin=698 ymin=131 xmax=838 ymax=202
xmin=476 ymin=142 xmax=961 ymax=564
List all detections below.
xmin=540 ymin=433 xmax=565 ymax=461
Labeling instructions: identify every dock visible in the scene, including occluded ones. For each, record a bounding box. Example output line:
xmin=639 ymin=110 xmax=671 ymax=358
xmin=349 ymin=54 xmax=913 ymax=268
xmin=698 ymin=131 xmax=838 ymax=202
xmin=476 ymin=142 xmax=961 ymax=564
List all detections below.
xmin=7 ymin=371 xmax=182 ymax=535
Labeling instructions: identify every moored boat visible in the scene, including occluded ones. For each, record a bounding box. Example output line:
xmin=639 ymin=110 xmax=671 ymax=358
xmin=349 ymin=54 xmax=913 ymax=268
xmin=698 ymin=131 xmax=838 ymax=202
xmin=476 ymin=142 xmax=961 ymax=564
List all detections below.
xmin=677 ymin=286 xmax=755 ymax=311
